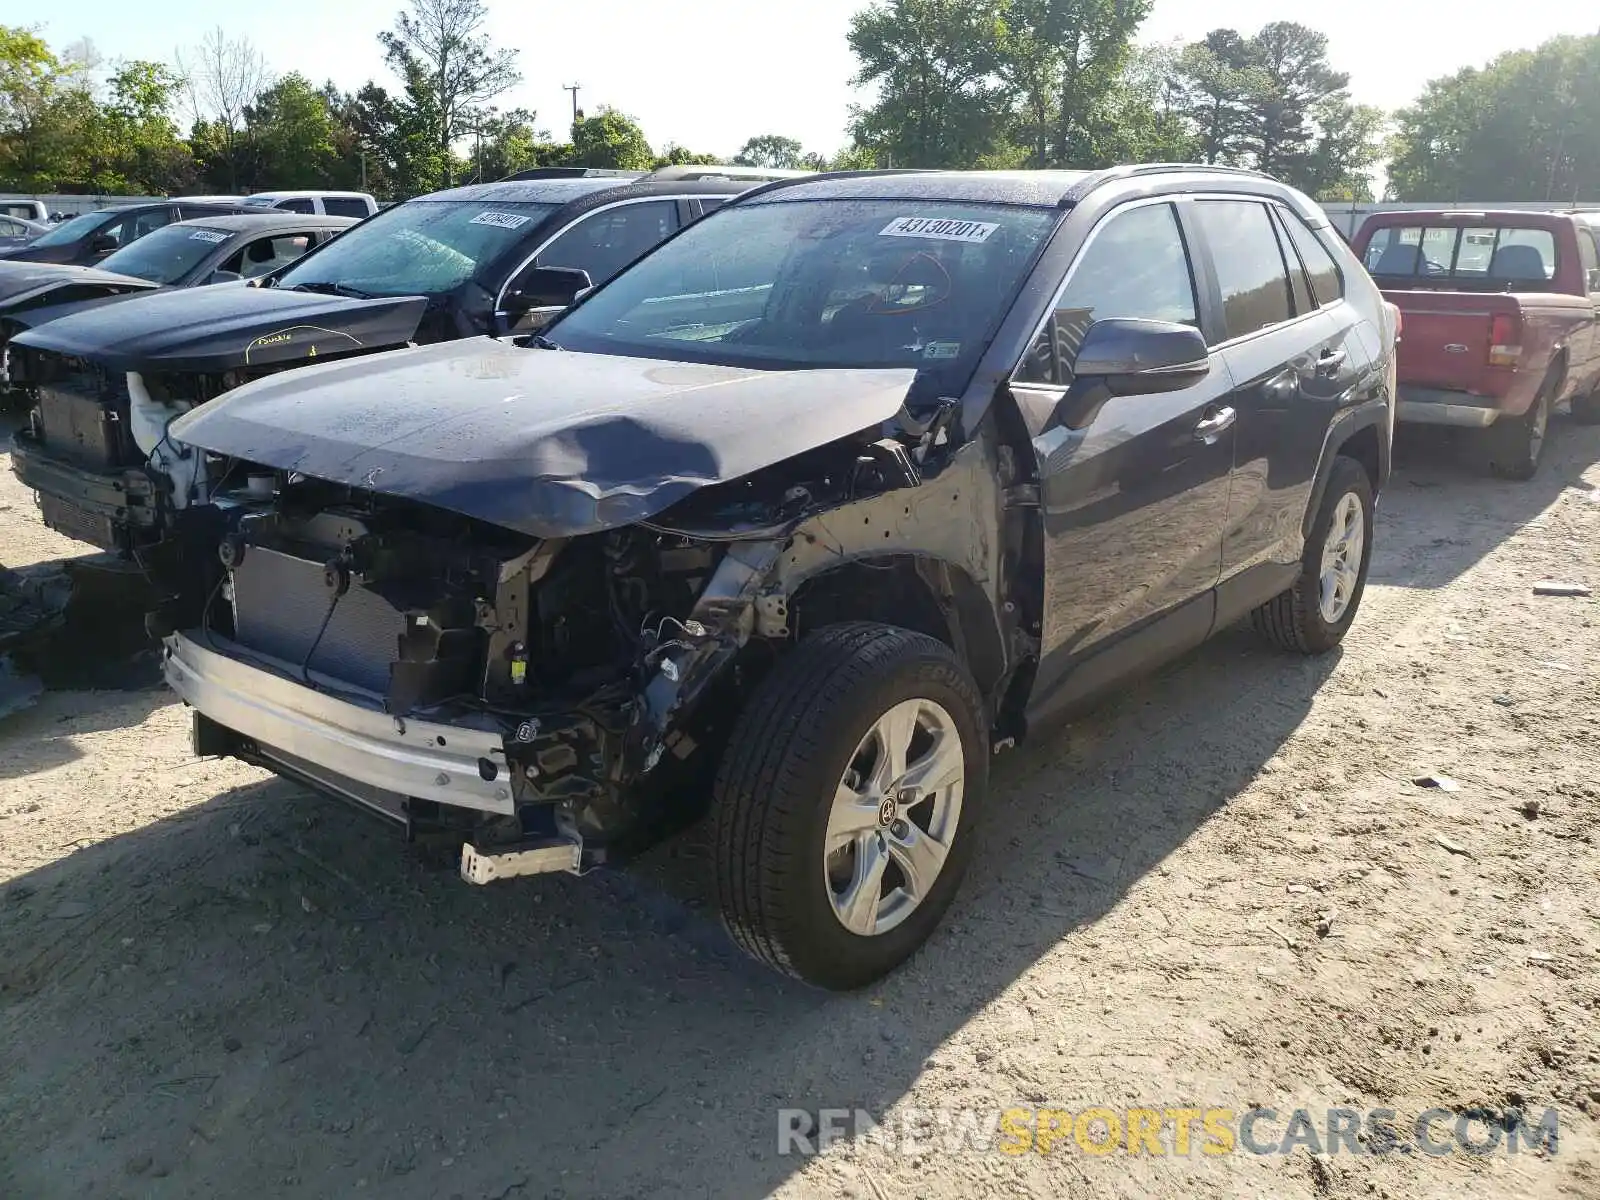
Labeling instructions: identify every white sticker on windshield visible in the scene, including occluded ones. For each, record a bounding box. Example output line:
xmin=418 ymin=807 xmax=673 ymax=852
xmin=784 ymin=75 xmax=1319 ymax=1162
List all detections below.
xmin=470 ymin=211 xmax=532 ymax=230
xmin=189 ymin=229 xmax=230 ymax=243
xmin=923 ymin=340 xmax=962 ymax=361
xmin=880 ymin=216 xmax=998 ymax=244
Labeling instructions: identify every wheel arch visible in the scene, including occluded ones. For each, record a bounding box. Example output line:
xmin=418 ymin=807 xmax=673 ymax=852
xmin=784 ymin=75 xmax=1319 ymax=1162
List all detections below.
xmin=786 ymin=554 xmax=1009 ymax=705
xmin=1304 ymin=403 xmax=1391 ymax=540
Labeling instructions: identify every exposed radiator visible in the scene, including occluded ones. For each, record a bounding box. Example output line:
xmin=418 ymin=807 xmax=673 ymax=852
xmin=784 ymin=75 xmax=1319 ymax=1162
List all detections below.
xmin=35 ymin=358 xmax=138 ymax=471
xmin=231 ymin=546 xmax=403 ymax=694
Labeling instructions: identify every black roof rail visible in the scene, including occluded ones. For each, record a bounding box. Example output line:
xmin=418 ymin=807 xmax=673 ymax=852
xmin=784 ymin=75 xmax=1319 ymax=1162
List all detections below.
xmin=1062 ymin=162 xmax=1275 ymax=206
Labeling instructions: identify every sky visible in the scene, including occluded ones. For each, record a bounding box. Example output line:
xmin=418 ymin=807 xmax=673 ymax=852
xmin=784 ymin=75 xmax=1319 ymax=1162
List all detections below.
xmin=27 ymin=0 xmax=1600 ymax=157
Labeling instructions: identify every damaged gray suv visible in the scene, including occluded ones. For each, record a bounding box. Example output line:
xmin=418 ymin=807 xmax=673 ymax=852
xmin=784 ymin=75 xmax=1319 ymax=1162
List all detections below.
xmin=157 ymin=166 xmax=1397 ymax=989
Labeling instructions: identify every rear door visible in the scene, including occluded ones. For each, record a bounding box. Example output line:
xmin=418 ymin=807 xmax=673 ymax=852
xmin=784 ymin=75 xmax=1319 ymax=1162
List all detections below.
xmin=1194 ymin=198 xmax=1368 ymax=588
xmin=1021 ymin=198 xmax=1236 ymax=707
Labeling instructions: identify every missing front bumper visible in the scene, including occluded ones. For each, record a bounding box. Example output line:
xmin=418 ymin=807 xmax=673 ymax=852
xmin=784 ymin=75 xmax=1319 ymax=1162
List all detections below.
xmin=10 ymin=429 xmax=155 ymax=552
xmin=164 ymin=630 xmax=516 ymax=815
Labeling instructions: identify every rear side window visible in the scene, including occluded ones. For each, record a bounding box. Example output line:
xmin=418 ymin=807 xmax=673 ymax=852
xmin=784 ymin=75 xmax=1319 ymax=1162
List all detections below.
xmin=1277 ymin=208 xmax=1344 ymax=306
xmin=323 ymin=197 xmax=371 ymax=218
xmin=277 ymin=198 xmax=317 ymax=214
xmin=1194 ymin=200 xmax=1293 ymax=342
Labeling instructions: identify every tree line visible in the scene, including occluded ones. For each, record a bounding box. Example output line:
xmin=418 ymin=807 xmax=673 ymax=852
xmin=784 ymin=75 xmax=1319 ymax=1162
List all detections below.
xmin=2 ymin=0 xmax=1599 ymax=203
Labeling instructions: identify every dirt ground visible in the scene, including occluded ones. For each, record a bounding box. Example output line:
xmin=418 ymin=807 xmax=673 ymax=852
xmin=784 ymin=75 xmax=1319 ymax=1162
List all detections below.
xmin=1 ymin=419 xmax=1598 ymax=1200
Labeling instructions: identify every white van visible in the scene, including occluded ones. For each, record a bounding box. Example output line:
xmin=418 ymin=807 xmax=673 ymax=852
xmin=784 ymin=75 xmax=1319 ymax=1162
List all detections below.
xmin=243 ymin=191 xmax=379 ymax=219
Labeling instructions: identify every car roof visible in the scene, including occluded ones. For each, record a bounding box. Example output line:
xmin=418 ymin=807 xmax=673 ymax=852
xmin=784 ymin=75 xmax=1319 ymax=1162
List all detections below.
xmin=413 ymin=176 xmax=753 ymax=207
xmin=170 ymin=213 xmax=360 ymax=233
xmin=736 ymin=164 xmax=1331 ymax=224
xmin=246 ymin=190 xmax=375 ymax=200
xmin=740 ymin=170 xmax=1095 ymax=208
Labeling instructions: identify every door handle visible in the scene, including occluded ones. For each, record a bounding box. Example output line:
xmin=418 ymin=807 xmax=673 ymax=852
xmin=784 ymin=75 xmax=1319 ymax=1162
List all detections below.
xmin=1317 ymin=347 xmax=1348 ymax=376
xmin=1194 ymin=406 xmax=1237 ymax=444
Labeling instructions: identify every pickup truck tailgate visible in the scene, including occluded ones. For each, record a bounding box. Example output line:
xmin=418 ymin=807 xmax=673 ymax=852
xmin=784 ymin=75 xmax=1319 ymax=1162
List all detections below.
xmin=1383 ymin=290 xmax=1519 ymax=397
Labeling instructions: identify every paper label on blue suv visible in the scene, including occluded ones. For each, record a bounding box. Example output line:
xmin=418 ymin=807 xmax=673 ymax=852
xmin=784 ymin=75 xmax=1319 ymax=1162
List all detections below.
xmin=189 ymin=229 xmax=230 ymax=243
xmin=880 ymin=216 xmax=999 ymax=244
xmin=470 ymin=211 xmax=533 ymax=229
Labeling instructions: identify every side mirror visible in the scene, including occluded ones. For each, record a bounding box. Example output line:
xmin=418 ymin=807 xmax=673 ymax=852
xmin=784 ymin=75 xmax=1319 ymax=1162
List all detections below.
xmin=1073 ymin=318 xmax=1211 ymax=396
xmin=1051 ymin=317 xmax=1212 ymax=431
xmin=502 ymin=266 xmax=594 ymax=330
xmin=208 ymin=269 xmax=243 ymax=285
xmin=89 ymin=233 xmax=119 ymax=255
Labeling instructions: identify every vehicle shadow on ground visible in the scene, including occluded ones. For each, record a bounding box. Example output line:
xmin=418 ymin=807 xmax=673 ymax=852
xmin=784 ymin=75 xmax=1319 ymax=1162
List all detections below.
xmin=1370 ymin=415 xmax=1600 ymax=592
xmin=0 ymin=682 xmax=167 ymax=780
xmin=1 ymin=437 xmax=1591 ymax=1199
xmin=0 ymin=619 xmax=1336 ymax=1200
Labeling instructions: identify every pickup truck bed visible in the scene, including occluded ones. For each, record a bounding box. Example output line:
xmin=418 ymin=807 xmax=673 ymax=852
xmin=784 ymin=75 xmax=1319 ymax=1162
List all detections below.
xmin=1352 ymin=210 xmax=1600 ymax=478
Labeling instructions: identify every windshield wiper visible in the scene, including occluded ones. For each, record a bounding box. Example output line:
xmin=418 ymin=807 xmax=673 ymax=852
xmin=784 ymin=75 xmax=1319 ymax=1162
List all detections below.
xmin=529 ymin=334 xmax=562 ymax=350
xmin=285 ymin=281 xmax=374 ymax=299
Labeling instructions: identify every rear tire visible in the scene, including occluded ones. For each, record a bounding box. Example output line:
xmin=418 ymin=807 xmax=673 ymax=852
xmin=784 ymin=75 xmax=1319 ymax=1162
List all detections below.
xmin=1488 ymin=380 xmax=1551 ymax=480
xmin=712 ymin=623 xmax=986 ymax=990
xmin=1252 ymin=456 xmax=1374 ymax=655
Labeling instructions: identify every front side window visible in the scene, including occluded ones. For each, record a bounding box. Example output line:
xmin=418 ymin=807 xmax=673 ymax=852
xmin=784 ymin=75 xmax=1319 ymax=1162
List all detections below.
xmin=545 ymin=198 xmax=1059 ymax=407
xmin=1194 ymin=200 xmax=1294 ymax=342
xmin=30 ymin=210 xmax=118 ymax=248
xmin=273 ymin=200 xmax=559 ymax=297
xmin=128 ymin=208 xmax=173 ymax=240
xmin=1016 ymin=202 xmax=1197 ymax=386
xmin=537 ymin=201 xmax=678 ymax=286
xmin=98 ymin=224 xmax=233 ymax=284
xmin=223 ymin=234 xmax=316 ymax=279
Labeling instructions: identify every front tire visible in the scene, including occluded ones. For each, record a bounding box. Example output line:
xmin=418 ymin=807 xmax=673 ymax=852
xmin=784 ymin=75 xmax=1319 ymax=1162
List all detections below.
xmin=1252 ymin=456 xmax=1375 ymax=655
xmin=713 ymin=623 xmax=987 ymax=990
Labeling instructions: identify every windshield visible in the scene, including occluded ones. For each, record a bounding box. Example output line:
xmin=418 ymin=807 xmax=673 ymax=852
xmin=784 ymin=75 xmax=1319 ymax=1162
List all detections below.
xmin=99 ymin=224 xmax=231 ymax=284
xmin=273 ymin=200 xmax=558 ymax=296
xmin=1364 ymin=224 xmax=1558 ymax=284
xmin=544 ymin=199 xmax=1058 ymax=402
xmin=29 ymin=211 xmax=111 ymax=248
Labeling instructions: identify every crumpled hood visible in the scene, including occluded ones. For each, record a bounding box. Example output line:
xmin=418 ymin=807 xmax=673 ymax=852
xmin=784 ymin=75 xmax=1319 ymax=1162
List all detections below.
xmin=172 ymin=336 xmax=917 ymax=538
xmin=10 ymin=284 xmax=428 ymax=374
xmin=0 ymin=261 xmax=157 ymax=312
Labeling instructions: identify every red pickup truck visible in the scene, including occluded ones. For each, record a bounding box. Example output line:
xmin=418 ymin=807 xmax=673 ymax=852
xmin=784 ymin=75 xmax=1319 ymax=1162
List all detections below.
xmin=1351 ymin=210 xmax=1600 ymax=479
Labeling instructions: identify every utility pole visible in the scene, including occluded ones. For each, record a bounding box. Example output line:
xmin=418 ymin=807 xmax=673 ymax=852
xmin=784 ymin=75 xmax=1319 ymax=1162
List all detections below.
xmin=563 ymin=83 xmax=582 ymax=127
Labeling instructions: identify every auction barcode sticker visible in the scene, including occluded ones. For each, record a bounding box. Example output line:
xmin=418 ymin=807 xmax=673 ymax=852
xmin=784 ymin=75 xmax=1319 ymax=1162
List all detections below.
xmin=880 ymin=216 xmax=998 ymax=244
xmin=189 ymin=229 xmax=231 ymax=243
xmin=470 ymin=211 xmax=532 ymax=229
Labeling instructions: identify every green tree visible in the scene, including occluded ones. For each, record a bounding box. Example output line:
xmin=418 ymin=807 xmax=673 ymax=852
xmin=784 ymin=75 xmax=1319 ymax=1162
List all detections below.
xmin=847 ymin=0 xmax=1010 ymax=169
xmin=87 ymin=60 xmax=194 ymax=193
xmin=379 ymin=0 xmax=520 ymax=188
xmin=246 ymin=72 xmax=339 ymax=189
xmin=569 ymin=106 xmax=654 ymax=170
xmin=654 ymin=143 xmax=723 ymax=167
xmin=1387 ymin=34 xmax=1600 ymax=202
xmin=0 ymin=25 xmax=94 ymax=190
xmin=175 ymin=27 xmax=270 ymax=192
xmin=1000 ymin=0 xmax=1155 ymax=167
xmin=734 ymin=134 xmax=805 ymax=169
xmin=1169 ymin=22 xmax=1380 ymax=197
